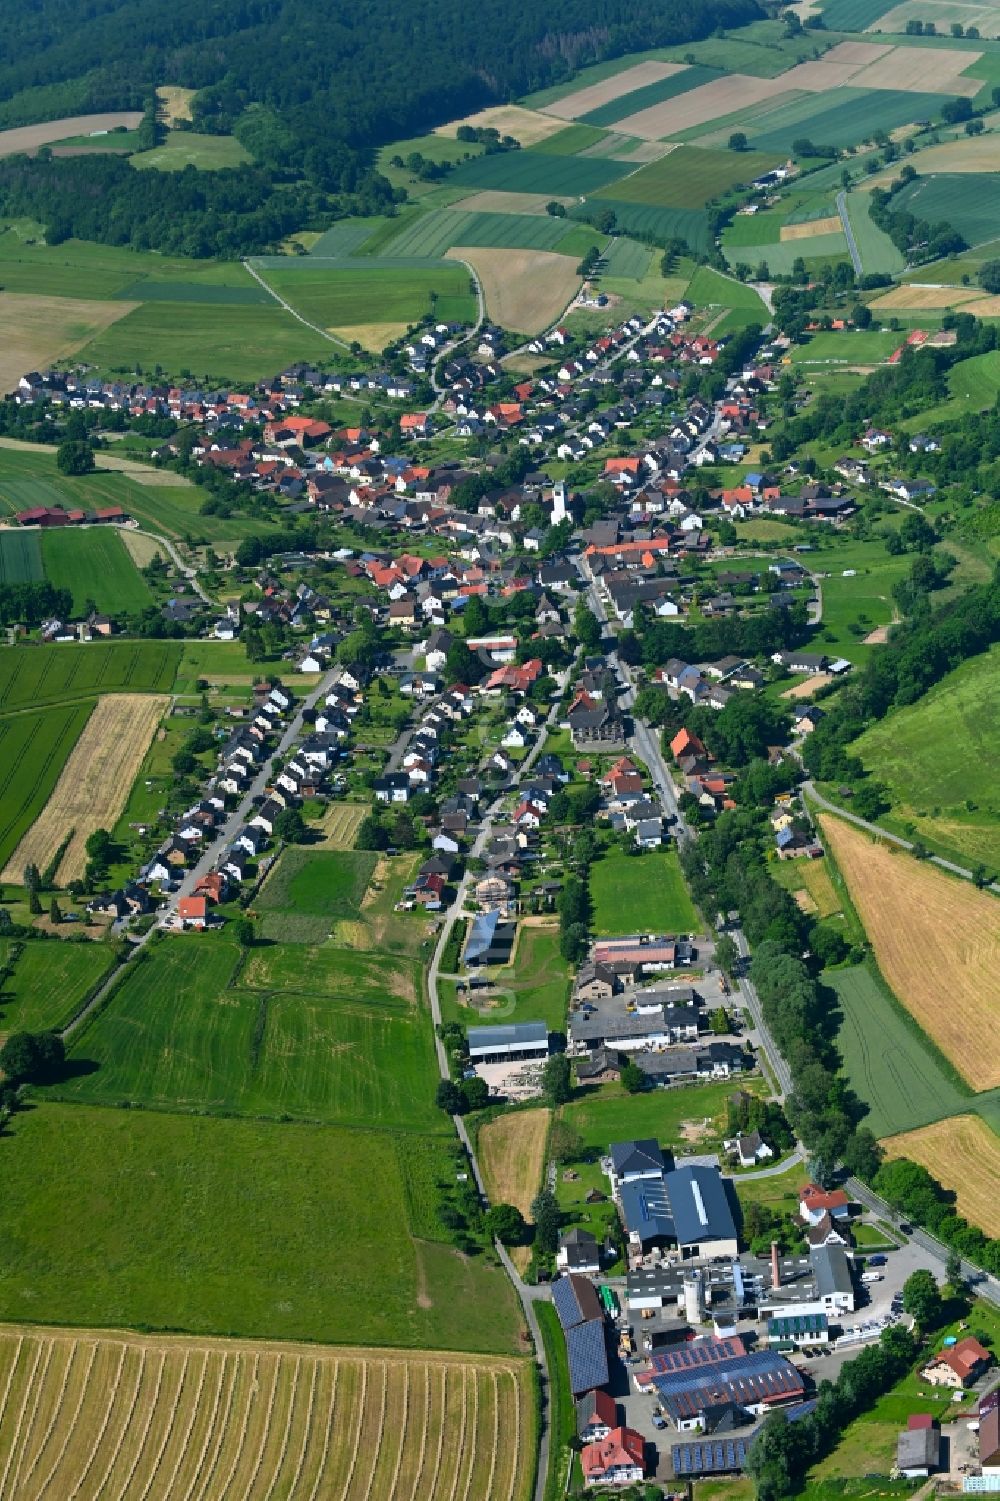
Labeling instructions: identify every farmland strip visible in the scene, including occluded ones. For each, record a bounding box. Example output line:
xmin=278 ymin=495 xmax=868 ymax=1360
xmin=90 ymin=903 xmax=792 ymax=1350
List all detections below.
xmin=284 ymin=1358 xmax=318 ymax=1500
xmin=216 ymin=1352 xmax=261 ymax=1501
xmin=178 ymin=1350 xmax=233 ymax=1501
xmin=64 ymin=1342 xmax=131 ymax=1501
xmin=445 ymin=1367 xmax=468 ymax=1501
xmin=506 ymin=1368 xmax=521 ymax=1501
xmin=190 ymin=1354 xmax=242 ymax=1501
xmin=355 ymin=1360 xmax=386 ymax=1501
xmin=337 ymin=1359 xmax=368 ymax=1501
xmin=33 ymin=1339 xmax=98 ymax=1498
xmin=0 ymin=1335 xmax=25 ymax=1438
xmin=481 ymin=1372 xmax=500 ymax=1501
xmin=260 ymin=1354 xmax=300 ymax=1501
xmin=0 ymin=1338 xmax=44 ymax=1499
xmin=406 ymin=1364 xmax=432 ymax=1501
xmin=145 ymin=1347 xmax=210 ymax=1501
xmin=108 ymin=1348 xmax=168 ymax=1501
xmin=125 ymin=1349 xmax=192 ymax=1501
xmin=304 ymin=1359 xmax=339 ymax=1501
xmin=9 ymin=1336 xmax=56 ymax=1495
xmin=430 ymin=1366 xmax=448 ymax=1501
xmin=459 ymin=1366 xmax=479 ymax=1501
xmin=241 ymin=1353 xmax=282 ymax=1498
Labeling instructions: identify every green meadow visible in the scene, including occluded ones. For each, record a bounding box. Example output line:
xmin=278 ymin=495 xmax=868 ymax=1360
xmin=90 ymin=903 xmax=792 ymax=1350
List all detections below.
xmin=589 ymin=846 xmax=699 ymax=937
xmin=40 ymin=527 xmax=154 ymax=615
xmin=265 ymin=262 xmax=477 ymax=330
xmin=0 ymin=702 xmax=95 ymax=870
xmin=0 ymin=940 xmax=113 ymax=1036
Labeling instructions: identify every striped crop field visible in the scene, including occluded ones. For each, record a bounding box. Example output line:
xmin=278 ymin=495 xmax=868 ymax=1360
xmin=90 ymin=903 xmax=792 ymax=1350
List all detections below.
xmin=0 ymin=641 xmax=181 ymax=711
xmin=0 ymin=702 xmax=95 ymax=872
xmin=0 ymin=1327 xmax=534 ymax=1501
xmin=0 ymin=530 xmax=43 ymax=585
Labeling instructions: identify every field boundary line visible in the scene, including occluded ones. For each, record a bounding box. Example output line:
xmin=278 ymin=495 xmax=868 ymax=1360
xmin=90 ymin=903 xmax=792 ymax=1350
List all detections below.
xmin=483 ymin=1371 xmax=500 ymax=1501
xmin=34 ymin=1338 xmax=97 ymax=1499
xmin=243 ymin=260 xmax=352 ymax=349
xmin=217 ymin=1351 xmax=260 ymax=1501
xmin=65 ymin=1340 xmax=130 ymax=1501
xmin=109 ymin=1348 xmax=166 ymax=1501
xmin=305 ymin=1358 xmax=338 ymax=1501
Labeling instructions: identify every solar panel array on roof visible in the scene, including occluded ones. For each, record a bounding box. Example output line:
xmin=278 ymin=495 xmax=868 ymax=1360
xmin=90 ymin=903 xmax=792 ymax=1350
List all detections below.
xmin=650 ymin=1338 xmax=745 ymax=1375
xmin=566 ymin=1319 xmax=610 ymax=1397
xmin=653 ymin=1350 xmax=804 ymax=1423
xmin=551 ymin=1273 xmax=602 ymax=1331
xmin=671 ymin=1438 xmax=749 ymax=1476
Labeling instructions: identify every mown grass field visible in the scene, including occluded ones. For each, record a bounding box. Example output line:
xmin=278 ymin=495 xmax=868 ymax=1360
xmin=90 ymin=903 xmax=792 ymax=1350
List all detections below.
xmin=0 ymin=1102 xmax=524 ymax=1352
xmin=589 ymin=846 xmax=698 ymax=936
xmin=265 ymin=264 xmax=476 ymax=332
xmin=820 ymin=814 xmax=1000 ymax=1092
xmin=845 ymin=189 xmax=907 ymax=275
xmin=0 ymin=640 xmax=180 ymax=710
xmin=0 ymin=529 xmax=42 ymax=584
xmin=441 ymin=921 xmax=570 ymax=1033
xmin=563 ymin=1076 xmax=763 ymax=1155
xmin=0 ymin=702 xmax=96 ymax=871
xmin=76 ymin=300 xmax=337 ymax=384
xmin=39 ymin=527 xmax=154 ymax=614
xmin=0 ymin=939 xmax=113 ymax=1038
xmin=372 ymin=208 xmax=588 ymax=259
xmin=686 ymin=266 xmax=769 ymax=328
xmin=853 ymin=644 xmax=1000 ymax=864
xmin=62 ymin=935 xmax=444 ymax=1131
xmin=0 ymin=224 xmax=261 ymax=300
xmin=478 ymin=1108 xmax=551 ymax=1218
xmin=0 ymin=1328 xmax=534 ymax=1501
xmin=130 ymin=129 xmax=250 ymax=171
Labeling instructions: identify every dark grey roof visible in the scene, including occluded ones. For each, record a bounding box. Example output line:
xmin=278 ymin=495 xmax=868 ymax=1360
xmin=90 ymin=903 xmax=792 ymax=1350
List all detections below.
xmin=671 ymin=1438 xmax=749 ymax=1476
xmin=552 ymin=1273 xmax=603 ymax=1331
xmin=610 ymin=1139 xmax=664 ymax=1178
xmin=620 ymin=1178 xmax=674 ymax=1242
xmin=467 ymin=1020 xmax=547 ymax=1054
xmin=810 ymin=1244 xmax=854 ymax=1297
xmin=665 ymin=1165 xmax=737 ymax=1247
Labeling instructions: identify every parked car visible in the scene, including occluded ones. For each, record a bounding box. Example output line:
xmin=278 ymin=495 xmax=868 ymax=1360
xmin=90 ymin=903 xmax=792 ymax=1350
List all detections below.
xmin=867 ymin=1254 xmax=888 ymax=1267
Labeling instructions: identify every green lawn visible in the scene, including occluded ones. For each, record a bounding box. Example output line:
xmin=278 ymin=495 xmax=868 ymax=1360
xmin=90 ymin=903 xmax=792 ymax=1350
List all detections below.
xmin=255 ymin=848 xmax=380 ymax=942
xmin=40 ymin=527 xmax=154 ymax=615
xmin=686 ymin=265 xmax=769 ymax=325
xmin=893 ymin=171 xmax=1000 ymax=256
xmin=0 ymin=939 xmax=113 ymax=1036
xmin=562 ymin=1077 xmax=761 ymax=1155
xmin=589 ymin=846 xmax=698 ymax=937
xmin=0 ymin=1102 xmax=523 ymax=1352
xmin=0 ymin=702 xmax=96 ymax=870
xmin=809 ymin=537 xmax=912 ymax=663
xmin=852 ymin=643 xmax=1000 ymax=865
xmin=845 ymin=190 xmax=906 ymax=277
xmin=902 ymin=349 xmax=1000 ymax=427
xmin=827 ymin=963 xmax=1000 ymax=1138
xmin=0 ymin=529 xmax=43 ymax=584
xmin=130 ymin=130 xmax=250 ymax=171
xmin=62 ymin=936 xmax=443 ymax=1131
xmin=442 ymin=922 xmax=570 ymax=1033
xmin=789 ymin=329 xmax=904 ymax=365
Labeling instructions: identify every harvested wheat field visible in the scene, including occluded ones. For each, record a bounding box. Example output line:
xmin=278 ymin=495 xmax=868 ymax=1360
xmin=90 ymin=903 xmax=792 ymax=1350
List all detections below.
xmin=119 ymin=531 xmax=165 ymax=568
xmin=453 ymin=190 xmax=576 ymax=215
xmin=615 ymin=75 xmax=792 ymax=141
xmin=871 ymin=284 xmax=981 ymax=310
xmin=819 ymin=813 xmax=1000 ymax=1090
xmin=449 ymin=246 xmax=578 ymax=334
xmin=781 ymin=216 xmax=843 ymax=241
xmin=0 ymin=1325 xmax=534 ymax=1501
xmin=0 ymin=295 xmax=137 ymax=401
xmin=436 ymin=105 xmax=567 ymax=147
xmin=479 ymin=1108 xmax=552 ymax=1217
xmin=543 ymin=61 xmax=689 ymax=120
xmin=781 ymin=671 xmax=832 ymax=698
xmin=2 ymin=694 xmax=168 ymax=885
xmin=850 ymin=44 xmax=983 ymax=95
xmin=333 ymin=322 xmax=409 ymax=351
xmin=779 ymin=58 xmax=872 ymax=89
xmin=883 ymin=1116 xmax=1000 ymax=1235
xmin=875 ymin=135 xmax=1000 ymax=174
xmin=822 ymin=40 xmax=894 ymax=65
xmin=316 ymin=801 xmax=368 ymax=849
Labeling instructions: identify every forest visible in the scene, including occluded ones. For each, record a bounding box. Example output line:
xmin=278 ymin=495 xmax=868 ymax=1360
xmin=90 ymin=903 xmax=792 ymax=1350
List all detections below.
xmin=0 ymin=0 xmax=759 ymax=253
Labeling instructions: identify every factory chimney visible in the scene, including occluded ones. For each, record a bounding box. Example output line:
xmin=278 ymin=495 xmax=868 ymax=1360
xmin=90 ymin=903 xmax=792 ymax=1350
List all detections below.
xmin=771 ymin=1240 xmax=781 ymax=1289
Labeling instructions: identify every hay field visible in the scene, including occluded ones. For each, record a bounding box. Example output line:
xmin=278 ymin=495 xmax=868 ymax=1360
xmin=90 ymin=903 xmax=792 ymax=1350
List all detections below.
xmin=823 ymin=39 xmax=894 ymax=64
xmin=614 ymin=74 xmax=791 ymax=140
xmin=871 ymin=283 xmax=981 ymax=308
xmin=0 ymin=1326 xmax=533 ymax=1501
xmin=316 ymin=801 xmax=368 ymax=849
xmin=2 ymin=693 xmax=168 ymax=884
xmin=0 ymin=293 xmax=137 ymax=401
xmin=781 ymin=215 xmax=843 ymax=240
xmin=819 ymin=813 xmax=1000 ymax=1091
xmin=120 ymin=530 xmax=165 ymax=567
xmin=479 ymin=1108 xmax=551 ymax=1217
xmin=0 ymin=112 xmax=143 ymax=156
xmin=449 ymin=245 xmax=578 ymax=333
xmin=849 ymin=44 xmax=983 ymax=95
xmin=0 ymin=437 xmax=194 ymax=487
xmin=870 ymin=0 xmax=1000 ymax=37
xmin=334 ymin=322 xmax=410 ymax=351
xmin=453 ymin=190 xmax=575 ymax=214
xmin=871 ymin=134 xmax=1000 ymax=175
xmin=543 ymin=61 xmax=688 ymax=120
xmin=883 ymin=1116 xmax=1000 ymax=1235
xmin=436 ymin=105 xmax=566 ymax=146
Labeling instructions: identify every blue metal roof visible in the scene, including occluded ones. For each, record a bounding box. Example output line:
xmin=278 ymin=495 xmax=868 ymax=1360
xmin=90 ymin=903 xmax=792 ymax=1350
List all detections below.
xmin=664 ymin=1165 xmax=737 ymax=1247
xmin=619 ymin=1178 xmax=674 ymax=1244
xmin=565 ymin=1319 xmax=609 ymax=1397
xmin=671 ymin=1438 xmax=749 ymax=1476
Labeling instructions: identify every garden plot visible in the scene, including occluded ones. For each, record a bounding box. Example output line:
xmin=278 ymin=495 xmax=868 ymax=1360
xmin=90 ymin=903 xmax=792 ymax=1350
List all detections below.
xmin=543 ymin=61 xmax=690 ymax=120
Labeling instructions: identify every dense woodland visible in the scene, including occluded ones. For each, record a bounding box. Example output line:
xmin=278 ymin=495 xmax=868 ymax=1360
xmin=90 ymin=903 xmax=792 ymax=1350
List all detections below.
xmin=0 ymin=0 xmax=759 ymax=253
